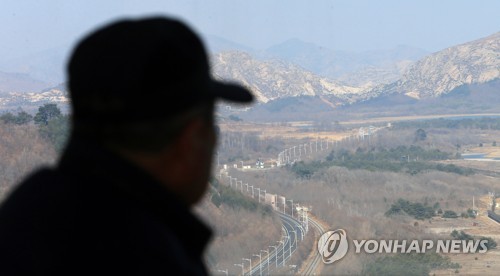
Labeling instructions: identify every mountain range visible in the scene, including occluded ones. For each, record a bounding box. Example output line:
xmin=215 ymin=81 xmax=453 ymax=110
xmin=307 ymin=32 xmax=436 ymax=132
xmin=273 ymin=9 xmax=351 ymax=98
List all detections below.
xmin=0 ymin=45 xmax=70 ymax=89
xmin=262 ymin=39 xmax=428 ymax=84
xmin=212 ymin=51 xmax=364 ymax=104
xmin=213 ymin=31 xmax=499 ymax=107
xmin=372 ymin=31 xmax=500 ymax=99
xmin=0 ymin=71 xmax=49 ymax=93
xmin=0 ymin=31 xmax=498 ymax=117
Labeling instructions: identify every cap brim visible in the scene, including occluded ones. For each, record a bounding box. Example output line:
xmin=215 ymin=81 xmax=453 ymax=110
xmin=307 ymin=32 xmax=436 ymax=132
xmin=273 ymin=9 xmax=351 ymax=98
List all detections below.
xmin=209 ymin=80 xmax=254 ymax=103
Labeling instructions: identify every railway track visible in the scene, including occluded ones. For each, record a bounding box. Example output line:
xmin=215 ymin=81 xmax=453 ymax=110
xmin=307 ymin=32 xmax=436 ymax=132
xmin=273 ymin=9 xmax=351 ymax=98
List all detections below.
xmin=301 ymin=217 xmax=326 ymax=275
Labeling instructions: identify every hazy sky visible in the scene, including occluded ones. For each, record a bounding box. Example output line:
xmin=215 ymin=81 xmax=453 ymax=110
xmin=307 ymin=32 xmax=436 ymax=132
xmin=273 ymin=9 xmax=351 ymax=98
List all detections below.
xmin=0 ymin=0 xmax=499 ymax=59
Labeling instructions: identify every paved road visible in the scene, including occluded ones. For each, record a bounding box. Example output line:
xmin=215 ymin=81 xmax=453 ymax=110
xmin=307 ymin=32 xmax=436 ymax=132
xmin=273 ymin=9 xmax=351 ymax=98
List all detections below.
xmin=247 ymin=213 xmax=303 ymax=275
xmin=301 ymin=217 xmax=325 ymax=275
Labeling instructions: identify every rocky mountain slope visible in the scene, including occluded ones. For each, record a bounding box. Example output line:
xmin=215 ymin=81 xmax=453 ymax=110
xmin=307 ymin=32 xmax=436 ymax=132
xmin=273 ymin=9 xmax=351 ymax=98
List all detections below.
xmin=211 ymin=51 xmax=364 ymax=104
xmin=0 ymin=85 xmax=68 ymax=113
xmin=375 ymin=32 xmax=500 ymax=99
xmin=212 ymin=31 xmax=499 ymax=106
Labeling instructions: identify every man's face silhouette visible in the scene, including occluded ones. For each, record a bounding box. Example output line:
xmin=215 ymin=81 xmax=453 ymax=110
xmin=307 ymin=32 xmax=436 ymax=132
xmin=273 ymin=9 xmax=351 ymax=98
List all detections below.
xmin=179 ymin=107 xmax=217 ymax=205
xmin=154 ymin=103 xmax=217 ymax=206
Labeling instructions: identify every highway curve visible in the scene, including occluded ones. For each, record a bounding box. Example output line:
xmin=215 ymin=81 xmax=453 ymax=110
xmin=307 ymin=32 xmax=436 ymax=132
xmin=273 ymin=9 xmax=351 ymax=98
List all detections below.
xmin=301 ymin=216 xmax=325 ymax=275
xmin=247 ymin=213 xmax=303 ymax=275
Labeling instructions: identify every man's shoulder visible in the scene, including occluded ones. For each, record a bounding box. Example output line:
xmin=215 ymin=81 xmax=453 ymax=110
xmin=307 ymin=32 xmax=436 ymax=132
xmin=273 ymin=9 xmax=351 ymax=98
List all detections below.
xmin=0 ymin=165 xmax=128 ymax=222
xmin=0 ymin=168 xmax=75 ymax=227
xmin=0 ymin=168 xmax=60 ymax=209
xmin=0 ymin=167 xmax=208 ymax=275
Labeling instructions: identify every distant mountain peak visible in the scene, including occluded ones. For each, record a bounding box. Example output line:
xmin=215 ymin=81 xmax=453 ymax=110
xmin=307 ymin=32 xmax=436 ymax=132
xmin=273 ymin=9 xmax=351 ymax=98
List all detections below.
xmin=0 ymin=71 xmax=49 ymax=93
xmin=388 ymin=31 xmax=500 ymax=98
xmin=262 ymin=39 xmax=428 ymax=86
xmin=204 ymin=34 xmax=254 ymax=54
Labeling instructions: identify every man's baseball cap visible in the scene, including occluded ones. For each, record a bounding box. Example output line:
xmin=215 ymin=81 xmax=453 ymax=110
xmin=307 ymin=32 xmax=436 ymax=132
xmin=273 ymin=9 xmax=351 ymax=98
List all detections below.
xmin=67 ymin=17 xmax=253 ymax=123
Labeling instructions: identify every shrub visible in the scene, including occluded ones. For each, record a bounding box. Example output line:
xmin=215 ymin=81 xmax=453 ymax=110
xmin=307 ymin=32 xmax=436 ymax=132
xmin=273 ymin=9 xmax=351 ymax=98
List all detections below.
xmin=442 ymin=210 xmax=458 ymax=218
xmin=386 ymin=198 xmax=435 ymax=220
xmin=0 ymin=111 xmax=33 ymax=125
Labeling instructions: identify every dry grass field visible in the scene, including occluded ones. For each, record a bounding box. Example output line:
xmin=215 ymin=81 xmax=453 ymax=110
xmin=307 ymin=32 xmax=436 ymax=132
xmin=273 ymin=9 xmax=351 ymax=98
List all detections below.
xmin=467 ymin=145 xmax=500 ymax=158
xmin=220 ymin=113 xmax=500 ymax=141
xmin=427 ymin=195 xmax=500 ymax=275
xmin=218 ymin=121 xmax=352 ymax=140
xmin=336 ymin=113 xmax=500 ymax=125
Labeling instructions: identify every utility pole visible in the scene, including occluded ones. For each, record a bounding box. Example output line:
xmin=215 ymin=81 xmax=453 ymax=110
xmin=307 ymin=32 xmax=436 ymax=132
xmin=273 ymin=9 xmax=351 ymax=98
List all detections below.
xmin=253 ymin=253 xmax=262 ymax=276
xmin=238 ymin=180 xmax=243 ymax=193
xmin=287 ymin=200 xmax=294 ymax=217
xmin=261 ymin=250 xmax=269 ymax=275
xmin=277 ymin=240 xmax=285 ymax=267
xmin=269 ymin=245 xmax=278 ymax=268
xmin=242 ymin=258 xmax=252 ymax=275
xmin=304 ymin=208 xmax=309 ymax=233
xmin=234 ymin=263 xmax=244 ymax=276
xmin=473 ymin=195 xmax=475 ymax=215
xmin=290 ymin=230 xmax=297 ymax=261
xmin=217 ymin=269 xmax=228 ymax=276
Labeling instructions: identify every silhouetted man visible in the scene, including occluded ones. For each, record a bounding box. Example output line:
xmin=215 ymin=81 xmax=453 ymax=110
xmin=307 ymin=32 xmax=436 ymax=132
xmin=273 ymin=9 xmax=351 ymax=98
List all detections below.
xmin=0 ymin=17 xmax=253 ymax=275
